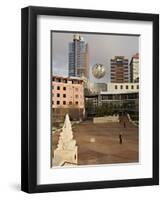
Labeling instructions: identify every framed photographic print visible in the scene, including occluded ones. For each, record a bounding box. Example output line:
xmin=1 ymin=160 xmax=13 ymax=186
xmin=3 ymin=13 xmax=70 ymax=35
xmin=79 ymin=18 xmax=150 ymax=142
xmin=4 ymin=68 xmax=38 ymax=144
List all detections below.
xmin=21 ymin=6 xmax=159 ymax=193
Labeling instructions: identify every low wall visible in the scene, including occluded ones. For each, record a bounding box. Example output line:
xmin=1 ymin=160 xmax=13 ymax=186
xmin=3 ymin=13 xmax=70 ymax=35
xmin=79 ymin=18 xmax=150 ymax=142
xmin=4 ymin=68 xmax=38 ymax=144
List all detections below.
xmin=52 ymin=108 xmax=84 ymax=126
xmin=127 ymin=113 xmax=138 ymax=127
xmin=93 ymin=115 xmax=119 ymax=123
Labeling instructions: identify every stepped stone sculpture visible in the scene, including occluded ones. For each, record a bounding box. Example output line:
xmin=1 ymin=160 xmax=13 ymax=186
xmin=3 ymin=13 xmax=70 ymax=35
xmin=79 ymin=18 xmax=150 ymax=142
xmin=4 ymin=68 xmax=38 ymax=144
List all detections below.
xmin=54 ymin=114 xmax=78 ymax=166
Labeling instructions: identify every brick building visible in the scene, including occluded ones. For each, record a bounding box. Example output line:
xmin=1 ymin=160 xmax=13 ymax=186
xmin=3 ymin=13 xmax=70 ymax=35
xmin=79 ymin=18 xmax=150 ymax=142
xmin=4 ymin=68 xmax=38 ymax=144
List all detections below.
xmin=110 ymin=56 xmax=129 ymax=83
xmin=52 ymin=76 xmax=85 ymax=125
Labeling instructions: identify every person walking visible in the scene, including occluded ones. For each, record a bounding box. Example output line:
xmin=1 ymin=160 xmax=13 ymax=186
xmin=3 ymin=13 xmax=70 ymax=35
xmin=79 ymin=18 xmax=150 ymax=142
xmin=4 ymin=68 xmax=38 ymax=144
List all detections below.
xmin=119 ymin=132 xmax=123 ymax=144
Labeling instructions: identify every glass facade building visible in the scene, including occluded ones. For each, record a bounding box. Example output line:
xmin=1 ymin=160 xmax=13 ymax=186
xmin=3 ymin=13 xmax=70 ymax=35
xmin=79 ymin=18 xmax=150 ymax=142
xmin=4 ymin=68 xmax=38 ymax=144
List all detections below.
xmin=69 ymin=34 xmax=89 ymax=78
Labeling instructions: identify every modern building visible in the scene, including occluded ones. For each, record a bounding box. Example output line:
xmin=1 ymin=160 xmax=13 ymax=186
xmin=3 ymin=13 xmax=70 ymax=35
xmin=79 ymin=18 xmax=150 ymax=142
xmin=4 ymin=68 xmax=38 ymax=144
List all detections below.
xmin=107 ymin=83 xmax=139 ymax=93
xmin=52 ymin=76 xmax=85 ymax=125
xmin=110 ymin=56 xmax=129 ymax=83
xmin=88 ymin=82 xmax=139 ymax=95
xmin=89 ymin=82 xmax=108 ymax=94
xmin=85 ymin=82 xmax=139 ymax=117
xmin=101 ymin=82 xmax=139 ymax=105
xmin=69 ymin=34 xmax=89 ymax=78
xmin=99 ymin=91 xmax=139 ymax=114
xmin=130 ymin=53 xmax=139 ymax=83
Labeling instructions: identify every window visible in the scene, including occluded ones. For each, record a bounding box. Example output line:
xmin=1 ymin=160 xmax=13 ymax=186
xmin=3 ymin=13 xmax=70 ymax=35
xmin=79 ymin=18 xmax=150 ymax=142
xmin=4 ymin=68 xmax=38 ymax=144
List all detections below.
xmin=73 ymin=80 xmax=78 ymax=84
xmin=69 ymin=101 xmax=72 ymax=105
xmin=57 ymin=93 xmax=60 ymax=97
xmin=75 ymin=94 xmax=78 ymax=98
xmin=63 ymin=94 xmax=66 ymax=98
xmin=126 ymin=85 xmax=128 ymax=89
xmin=75 ymin=101 xmax=78 ymax=105
xmin=57 ymin=86 xmax=60 ymax=90
xmin=102 ymin=95 xmax=108 ymax=100
xmin=56 ymin=78 xmax=60 ymax=82
xmin=131 ymin=85 xmax=134 ymax=89
xmin=57 ymin=101 xmax=60 ymax=105
xmin=115 ymin=85 xmax=118 ymax=89
xmin=68 ymin=80 xmax=72 ymax=84
xmin=63 ymin=101 xmax=66 ymax=105
xmin=63 ymin=79 xmax=67 ymax=83
xmin=63 ymin=86 xmax=66 ymax=90
xmin=120 ymin=85 xmax=123 ymax=89
xmin=137 ymin=85 xmax=139 ymax=89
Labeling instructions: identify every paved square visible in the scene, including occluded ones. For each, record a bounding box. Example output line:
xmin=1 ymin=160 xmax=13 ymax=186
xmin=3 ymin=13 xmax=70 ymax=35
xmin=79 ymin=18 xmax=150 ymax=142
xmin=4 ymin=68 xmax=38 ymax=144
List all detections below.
xmin=52 ymin=116 xmax=139 ymax=166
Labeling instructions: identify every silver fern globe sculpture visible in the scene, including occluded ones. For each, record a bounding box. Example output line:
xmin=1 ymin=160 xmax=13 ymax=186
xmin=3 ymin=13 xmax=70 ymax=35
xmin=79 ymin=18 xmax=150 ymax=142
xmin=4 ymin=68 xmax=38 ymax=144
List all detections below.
xmin=92 ymin=64 xmax=106 ymax=79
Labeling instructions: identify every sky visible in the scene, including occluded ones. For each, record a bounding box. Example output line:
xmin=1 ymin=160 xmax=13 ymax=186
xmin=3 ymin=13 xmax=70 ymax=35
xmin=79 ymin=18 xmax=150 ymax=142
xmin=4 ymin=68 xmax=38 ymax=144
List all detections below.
xmin=52 ymin=31 xmax=139 ymax=83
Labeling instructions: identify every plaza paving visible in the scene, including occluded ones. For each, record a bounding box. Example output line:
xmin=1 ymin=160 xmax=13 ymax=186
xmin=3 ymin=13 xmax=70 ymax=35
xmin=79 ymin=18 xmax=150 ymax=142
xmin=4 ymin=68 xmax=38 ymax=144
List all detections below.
xmin=52 ymin=116 xmax=139 ymax=166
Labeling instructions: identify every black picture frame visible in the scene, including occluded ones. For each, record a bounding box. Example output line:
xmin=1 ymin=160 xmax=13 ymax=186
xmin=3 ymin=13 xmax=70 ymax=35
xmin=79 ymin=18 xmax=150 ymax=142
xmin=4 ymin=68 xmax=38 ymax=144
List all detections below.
xmin=21 ymin=6 xmax=159 ymax=193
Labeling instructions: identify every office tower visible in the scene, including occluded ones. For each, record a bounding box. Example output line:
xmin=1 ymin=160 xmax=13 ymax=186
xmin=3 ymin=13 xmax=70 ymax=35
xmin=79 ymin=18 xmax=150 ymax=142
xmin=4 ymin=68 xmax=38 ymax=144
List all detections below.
xmin=110 ymin=56 xmax=129 ymax=83
xmin=130 ymin=53 xmax=139 ymax=83
xmin=69 ymin=34 xmax=89 ymax=78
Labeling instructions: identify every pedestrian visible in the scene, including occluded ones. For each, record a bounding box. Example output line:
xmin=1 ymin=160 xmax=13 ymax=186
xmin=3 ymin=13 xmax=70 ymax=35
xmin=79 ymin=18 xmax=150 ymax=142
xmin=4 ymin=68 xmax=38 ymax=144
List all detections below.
xmin=119 ymin=133 xmax=123 ymax=144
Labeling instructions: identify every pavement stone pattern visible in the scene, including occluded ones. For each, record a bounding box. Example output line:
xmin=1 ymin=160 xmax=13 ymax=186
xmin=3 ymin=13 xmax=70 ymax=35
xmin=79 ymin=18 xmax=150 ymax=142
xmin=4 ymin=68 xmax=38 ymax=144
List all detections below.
xmin=52 ymin=116 xmax=139 ymax=166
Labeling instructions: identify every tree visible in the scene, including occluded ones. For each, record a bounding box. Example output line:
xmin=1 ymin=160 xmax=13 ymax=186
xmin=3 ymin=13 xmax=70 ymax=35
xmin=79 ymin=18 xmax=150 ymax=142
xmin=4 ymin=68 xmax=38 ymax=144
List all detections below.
xmin=95 ymin=103 xmax=114 ymax=117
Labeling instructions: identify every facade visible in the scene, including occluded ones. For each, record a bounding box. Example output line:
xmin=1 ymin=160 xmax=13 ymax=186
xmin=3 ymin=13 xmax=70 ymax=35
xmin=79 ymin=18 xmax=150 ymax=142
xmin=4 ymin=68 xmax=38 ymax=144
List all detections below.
xmin=85 ymin=82 xmax=139 ymax=117
xmin=106 ymin=83 xmax=139 ymax=94
xmin=101 ymin=83 xmax=139 ymax=113
xmin=99 ymin=92 xmax=139 ymax=113
xmin=89 ymin=82 xmax=108 ymax=94
xmin=52 ymin=76 xmax=85 ymax=125
xmin=130 ymin=53 xmax=139 ymax=83
xmin=87 ymin=82 xmax=138 ymax=95
xmin=110 ymin=56 xmax=129 ymax=83
xmin=85 ymin=91 xmax=139 ymax=117
xmin=69 ymin=34 xmax=89 ymax=78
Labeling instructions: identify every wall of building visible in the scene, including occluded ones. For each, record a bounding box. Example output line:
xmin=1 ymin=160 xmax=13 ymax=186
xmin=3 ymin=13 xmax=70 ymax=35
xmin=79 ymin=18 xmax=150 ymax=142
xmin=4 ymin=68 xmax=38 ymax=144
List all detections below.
xmin=106 ymin=83 xmax=139 ymax=94
xmin=130 ymin=53 xmax=139 ymax=83
xmin=52 ymin=77 xmax=84 ymax=109
xmin=110 ymin=56 xmax=129 ymax=83
xmin=52 ymin=76 xmax=85 ymax=124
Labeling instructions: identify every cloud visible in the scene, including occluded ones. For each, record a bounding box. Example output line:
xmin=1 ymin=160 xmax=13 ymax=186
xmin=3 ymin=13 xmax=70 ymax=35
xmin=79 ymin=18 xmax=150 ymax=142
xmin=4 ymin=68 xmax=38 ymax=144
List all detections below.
xmin=52 ymin=32 xmax=139 ymax=83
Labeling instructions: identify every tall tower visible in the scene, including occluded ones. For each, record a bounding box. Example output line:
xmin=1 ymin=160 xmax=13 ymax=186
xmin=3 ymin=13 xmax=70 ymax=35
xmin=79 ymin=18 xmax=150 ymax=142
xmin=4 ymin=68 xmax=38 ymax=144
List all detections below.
xmin=130 ymin=53 xmax=139 ymax=83
xmin=110 ymin=56 xmax=129 ymax=83
xmin=69 ymin=34 xmax=89 ymax=78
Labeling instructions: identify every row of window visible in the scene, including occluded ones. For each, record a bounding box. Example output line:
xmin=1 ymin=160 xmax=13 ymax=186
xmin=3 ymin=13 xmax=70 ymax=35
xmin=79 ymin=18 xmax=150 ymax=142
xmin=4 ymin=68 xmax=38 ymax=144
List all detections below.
xmin=52 ymin=78 xmax=82 ymax=84
xmin=56 ymin=93 xmax=66 ymax=98
xmin=52 ymin=86 xmax=66 ymax=90
xmin=101 ymin=93 xmax=138 ymax=100
xmin=114 ymin=85 xmax=139 ymax=90
xmin=52 ymin=101 xmax=79 ymax=105
xmin=53 ymin=93 xmax=80 ymax=98
xmin=111 ymin=72 xmax=129 ymax=75
xmin=52 ymin=85 xmax=81 ymax=92
xmin=111 ymin=70 xmax=129 ymax=72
